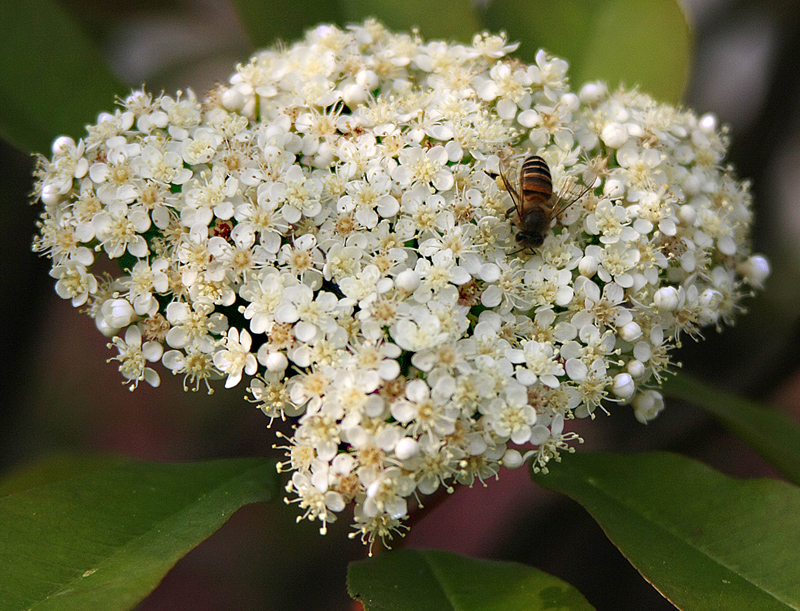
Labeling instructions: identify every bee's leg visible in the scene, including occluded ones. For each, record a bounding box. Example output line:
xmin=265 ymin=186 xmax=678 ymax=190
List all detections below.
xmin=505 ymin=206 xmax=516 ymax=218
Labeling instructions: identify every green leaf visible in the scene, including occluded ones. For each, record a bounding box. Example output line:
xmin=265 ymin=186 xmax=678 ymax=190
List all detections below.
xmin=481 ymin=0 xmax=691 ymax=104
xmin=0 ymin=454 xmax=128 ymax=497
xmin=341 ymin=0 xmax=481 ymax=43
xmin=0 ymin=0 xmax=125 ymax=154
xmin=231 ymin=0 xmax=344 ymax=50
xmin=533 ymin=452 xmax=800 ymax=610
xmin=348 ymin=548 xmax=594 ymax=611
xmin=662 ymin=373 xmax=800 ymax=486
xmin=0 ymin=456 xmax=277 ymax=610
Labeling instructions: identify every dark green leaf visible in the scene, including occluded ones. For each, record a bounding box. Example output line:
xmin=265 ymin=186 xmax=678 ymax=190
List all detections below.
xmin=231 ymin=0 xmax=344 ymax=50
xmin=0 ymin=0 xmax=125 ymax=154
xmin=341 ymin=0 xmax=481 ymax=43
xmin=0 ymin=453 xmax=127 ymax=497
xmin=348 ymin=548 xmax=594 ymax=610
xmin=534 ymin=452 xmax=800 ymax=610
xmin=662 ymin=373 xmax=800 ymax=486
xmin=481 ymin=0 xmax=691 ymax=104
xmin=0 ymin=456 xmax=277 ymax=610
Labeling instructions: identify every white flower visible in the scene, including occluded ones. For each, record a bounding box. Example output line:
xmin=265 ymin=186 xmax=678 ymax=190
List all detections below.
xmin=340 ymin=265 xmax=391 ymax=305
xmin=412 ymin=250 xmax=471 ymax=302
xmin=471 ymin=31 xmax=519 ymax=60
xmin=481 ymin=260 xmax=530 ymax=313
xmin=234 ymin=186 xmax=289 ymax=253
xmin=182 ymin=171 xmax=237 ymax=231
xmin=165 ymin=302 xmax=228 ymax=351
xmin=138 ymin=143 xmax=192 ymax=185
xmin=92 ymin=202 xmax=151 ymax=259
xmin=585 ymin=243 xmax=640 ymax=288
xmin=485 ymin=381 xmax=537 ymax=443
xmin=213 ymin=327 xmax=258 ymax=388
xmin=277 ymin=234 xmax=323 ymax=287
xmin=526 ymin=264 xmax=574 ymax=307
xmin=520 ymin=101 xmax=575 ymax=149
xmin=162 ymin=345 xmax=218 ymax=392
xmin=279 ymin=165 xmax=323 ymax=220
xmin=285 ymin=470 xmax=340 ymax=535
xmin=390 ymin=378 xmax=455 ymax=437
xmin=337 ymin=168 xmax=399 ymax=228
xmin=362 ymin=468 xmax=413 ymax=520
xmin=506 ymin=340 xmax=564 ymax=388
xmin=123 ymin=259 xmax=169 ymax=316
xmin=181 ymin=127 xmax=223 ymax=165
xmin=50 ymin=262 xmax=97 ymax=306
xmin=108 ymin=325 xmax=163 ymax=390
xmin=240 ymin=270 xmax=289 ymax=334
xmin=392 ymin=146 xmax=454 ymax=191
xmin=584 ymin=199 xmax=637 ymax=244
xmin=31 ymin=20 xmax=768 ymax=548
xmin=391 ymin=307 xmax=446 ymax=352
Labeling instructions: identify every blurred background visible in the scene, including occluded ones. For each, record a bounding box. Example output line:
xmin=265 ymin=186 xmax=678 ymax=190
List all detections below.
xmin=1 ymin=0 xmax=799 ymax=609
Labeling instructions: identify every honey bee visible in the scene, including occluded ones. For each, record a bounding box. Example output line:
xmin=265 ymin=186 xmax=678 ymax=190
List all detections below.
xmin=497 ymin=154 xmax=590 ymax=250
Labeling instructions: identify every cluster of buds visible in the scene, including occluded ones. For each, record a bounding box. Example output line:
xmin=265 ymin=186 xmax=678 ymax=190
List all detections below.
xmin=32 ymin=20 xmax=768 ymax=546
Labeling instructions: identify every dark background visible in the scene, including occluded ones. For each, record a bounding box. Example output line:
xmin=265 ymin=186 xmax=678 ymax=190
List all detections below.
xmin=1 ymin=1 xmax=799 ymax=609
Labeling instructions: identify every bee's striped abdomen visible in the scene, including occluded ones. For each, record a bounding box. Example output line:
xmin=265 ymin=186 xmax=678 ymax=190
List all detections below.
xmin=519 ymin=155 xmax=552 ymax=201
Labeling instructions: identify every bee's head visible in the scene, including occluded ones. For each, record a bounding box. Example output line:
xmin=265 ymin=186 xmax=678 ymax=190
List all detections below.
xmin=516 ymin=232 xmax=544 ymax=249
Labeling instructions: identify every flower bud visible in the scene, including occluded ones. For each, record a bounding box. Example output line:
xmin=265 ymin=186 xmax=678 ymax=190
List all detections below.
xmin=395 ymin=437 xmax=419 ymax=460
xmin=603 ymin=178 xmax=625 ymax=198
xmin=101 ymin=298 xmax=136 ymax=330
xmin=626 ymin=359 xmax=646 ymax=378
xmin=579 ymin=81 xmax=607 ymax=105
xmin=52 ymin=136 xmax=77 ymax=155
xmin=699 ymin=113 xmax=718 ymax=133
xmin=601 ymin=122 xmax=628 ymax=148
xmin=560 ymin=92 xmax=580 ymax=112
xmin=356 ymin=69 xmax=379 ymax=90
xmin=265 ymin=351 xmax=288 ymax=372
xmin=612 ymin=373 xmax=636 ymax=400
xmin=395 ymin=269 xmax=421 ymax=292
xmin=633 ymin=390 xmax=665 ymax=423
xmin=40 ymin=183 xmax=61 ymax=206
xmin=738 ymin=255 xmax=770 ymax=289
xmin=578 ymin=256 xmax=598 ymax=277
xmin=221 ymin=88 xmax=245 ymax=111
xmin=342 ymin=83 xmax=368 ymax=107
xmin=619 ymin=321 xmax=642 ymax=342
xmin=677 ymin=204 xmax=697 ymax=225
xmin=94 ymin=311 xmax=118 ymax=337
xmin=502 ymin=449 xmax=524 ymax=469
xmin=654 ymin=287 xmax=680 ymax=311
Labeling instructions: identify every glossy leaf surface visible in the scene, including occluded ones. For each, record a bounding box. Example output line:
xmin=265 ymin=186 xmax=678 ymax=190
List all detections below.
xmin=663 ymin=373 xmax=800 ymax=486
xmin=0 ymin=456 xmax=277 ymax=610
xmin=534 ymin=452 xmax=800 ymax=610
xmin=348 ymin=548 xmax=594 ymax=610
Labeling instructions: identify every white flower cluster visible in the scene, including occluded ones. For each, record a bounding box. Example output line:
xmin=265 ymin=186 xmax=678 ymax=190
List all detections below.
xmin=32 ymin=20 xmax=768 ymax=547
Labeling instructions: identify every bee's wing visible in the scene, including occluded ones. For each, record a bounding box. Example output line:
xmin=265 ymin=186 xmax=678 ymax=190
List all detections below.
xmin=552 ymin=175 xmax=592 ymax=217
xmin=498 ymin=157 xmax=522 ymax=214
